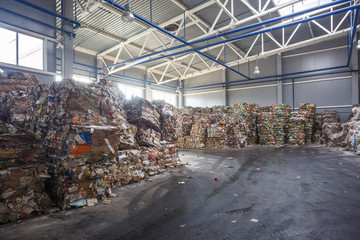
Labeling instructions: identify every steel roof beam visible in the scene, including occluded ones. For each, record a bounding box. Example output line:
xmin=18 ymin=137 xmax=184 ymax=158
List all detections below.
xmin=98 ymin=0 xmax=216 ymax=57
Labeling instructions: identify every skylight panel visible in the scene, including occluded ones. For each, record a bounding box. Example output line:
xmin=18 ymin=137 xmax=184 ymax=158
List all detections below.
xmin=273 ymin=0 xmax=332 ymax=16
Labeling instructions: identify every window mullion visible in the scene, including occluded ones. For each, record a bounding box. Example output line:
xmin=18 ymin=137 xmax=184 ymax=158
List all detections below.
xmin=16 ymin=32 xmax=19 ymax=66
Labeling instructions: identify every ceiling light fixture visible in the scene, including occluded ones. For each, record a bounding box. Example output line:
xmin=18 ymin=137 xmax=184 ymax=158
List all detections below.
xmin=164 ymin=23 xmax=179 ymax=32
xmin=253 ymin=56 xmax=260 ymax=75
xmin=122 ymin=1 xmax=134 ymax=23
xmin=357 ymin=40 xmax=360 ymax=50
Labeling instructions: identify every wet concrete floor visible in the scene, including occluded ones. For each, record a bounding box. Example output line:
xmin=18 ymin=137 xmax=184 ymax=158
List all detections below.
xmin=1 ymin=145 xmax=360 ymax=240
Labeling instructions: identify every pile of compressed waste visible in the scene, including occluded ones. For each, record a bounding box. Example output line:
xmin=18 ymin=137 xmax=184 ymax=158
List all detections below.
xmin=257 ymin=104 xmax=291 ymax=145
xmin=288 ymin=111 xmax=307 ymax=145
xmin=313 ymin=113 xmax=321 ymax=143
xmin=0 ymin=74 xmax=181 ymax=223
xmin=344 ymin=105 xmax=360 ymax=153
xmin=177 ymin=104 xmax=259 ymax=149
xmin=298 ymin=103 xmax=316 ymax=144
xmin=232 ymin=102 xmax=259 ymax=146
xmin=319 ymin=110 xmax=344 ymax=147
xmin=0 ymin=72 xmax=52 ymax=223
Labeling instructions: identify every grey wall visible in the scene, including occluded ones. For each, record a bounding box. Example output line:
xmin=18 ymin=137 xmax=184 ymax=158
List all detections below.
xmin=182 ymin=36 xmax=357 ymax=122
xmin=0 ymin=0 xmax=57 ymax=83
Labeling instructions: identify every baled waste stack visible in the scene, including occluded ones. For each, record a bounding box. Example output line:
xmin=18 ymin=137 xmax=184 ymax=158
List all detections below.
xmin=257 ymin=104 xmax=291 ymax=146
xmin=125 ymin=97 xmax=179 ymax=172
xmin=288 ymin=104 xmax=317 ymax=145
xmin=152 ymin=100 xmax=179 ymax=166
xmin=206 ymin=106 xmax=229 ymax=149
xmin=298 ymin=103 xmax=316 ymax=144
xmin=232 ymin=102 xmax=259 ymax=146
xmin=153 ymin=100 xmax=178 ymax=143
xmin=191 ymin=110 xmax=210 ymax=149
xmin=30 ymin=79 xmax=138 ymax=209
xmin=0 ymin=72 xmax=52 ymax=223
xmin=344 ymin=105 xmax=360 ymax=153
xmin=288 ymin=111 xmax=306 ymax=145
xmin=313 ymin=113 xmax=321 ymax=143
xmin=319 ymin=110 xmax=344 ymax=147
xmin=177 ymin=106 xmax=194 ymax=148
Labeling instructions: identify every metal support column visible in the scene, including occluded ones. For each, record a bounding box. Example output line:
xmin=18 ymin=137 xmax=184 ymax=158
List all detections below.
xmin=277 ymin=53 xmax=283 ymax=104
xmin=351 ymin=34 xmax=359 ymax=104
xmin=145 ymin=83 xmax=152 ymax=102
xmin=61 ymin=0 xmax=74 ymax=79
xmin=178 ymin=80 xmax=184 ymax=109
xmin=221 ymin=69 xmax=228 ymax=106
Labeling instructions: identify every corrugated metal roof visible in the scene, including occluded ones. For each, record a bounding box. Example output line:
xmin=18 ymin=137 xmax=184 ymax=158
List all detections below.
xmin=54 ymin=0 xmax=351 ymax=80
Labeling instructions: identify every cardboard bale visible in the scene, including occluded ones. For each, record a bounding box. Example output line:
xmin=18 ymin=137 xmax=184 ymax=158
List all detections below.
xmin=125 ymin=97 xmax=160 ymax=131
xmin=0 ymin=165 xmax=52 ymax=223
xmin=0 ymin=133 xmax=45 ymax=168
xmin=152 ymin=100 xmax=178 ymax=143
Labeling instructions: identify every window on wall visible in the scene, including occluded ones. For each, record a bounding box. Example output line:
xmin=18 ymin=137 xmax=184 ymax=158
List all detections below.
xmin=152 ymin=90 xmax=177 ymax=106
xmin=18 ymin=34 xmax=43 ymax=70
xmin=0 ymin=27 xmax=44 ymax=70
xmin=0 ymin=28 xmax=16 ymax=65
xmin=74 ymin=75 xmax=92 ymax=84
xmin=117 ymin=84 xmax=144 ymax=99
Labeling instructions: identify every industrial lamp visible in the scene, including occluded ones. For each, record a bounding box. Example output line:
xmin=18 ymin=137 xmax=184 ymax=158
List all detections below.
xmin=122 ymin=1 xmax=134 ymax=23
xmin=253 ymin=56 xmax=260 ymax=75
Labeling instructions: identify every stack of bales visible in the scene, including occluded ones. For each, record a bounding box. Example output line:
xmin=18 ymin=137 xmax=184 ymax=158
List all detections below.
xmin=319 ymin=110 xmax=344 ymax=147
xmin=257 ymin=104 xmax=291 ymax=146
xmin=0 ymin=72 xmax=52 ymax=223
xmin=298 ymin=103 xmax=316 ymax=144
xmin=232 ymin=102 xmax=259 ymax=146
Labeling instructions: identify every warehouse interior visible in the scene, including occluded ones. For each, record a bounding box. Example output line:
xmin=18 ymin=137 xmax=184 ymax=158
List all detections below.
xmin=0 ymin=0 xmax=360 ymax=239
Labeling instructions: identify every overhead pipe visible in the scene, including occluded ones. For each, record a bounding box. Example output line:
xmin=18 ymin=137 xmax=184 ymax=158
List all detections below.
xmin=181 ymin=69 xmax=357 ymax=94
xmin=14 ymin=0 xmax=81 ymax=29
xmin=102 ymin=0 xmax=250 ymax=79
xmin=182 ymin=66 xmax=350 ymax=90
xmin=101 ymin=0 xmax=350 ymax=72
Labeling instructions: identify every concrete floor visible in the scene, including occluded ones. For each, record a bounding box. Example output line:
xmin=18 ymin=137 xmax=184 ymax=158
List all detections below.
xmin=1 ymin=145 xmax=360 ymax=240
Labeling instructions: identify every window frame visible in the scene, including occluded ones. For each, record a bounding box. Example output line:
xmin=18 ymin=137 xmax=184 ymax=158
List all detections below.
xmin=152 ymin=89 xmax=177 ymax=106
xmin=117 ymin=83 xmax=144 ymax=99
xmin=0 ymin=26 xmax=46 ymax=71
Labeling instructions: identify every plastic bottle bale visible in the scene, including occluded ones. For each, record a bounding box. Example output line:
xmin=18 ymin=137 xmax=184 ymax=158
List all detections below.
xmin=298 ymin=103 xmax=316 ymax=144
xmin=233 ymin=102 xmax=259 ymax=145
xmin=313 ymin=113 xmax=322 ymax=143
xmin=288 ymin=111 xmax=306 ymax=145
